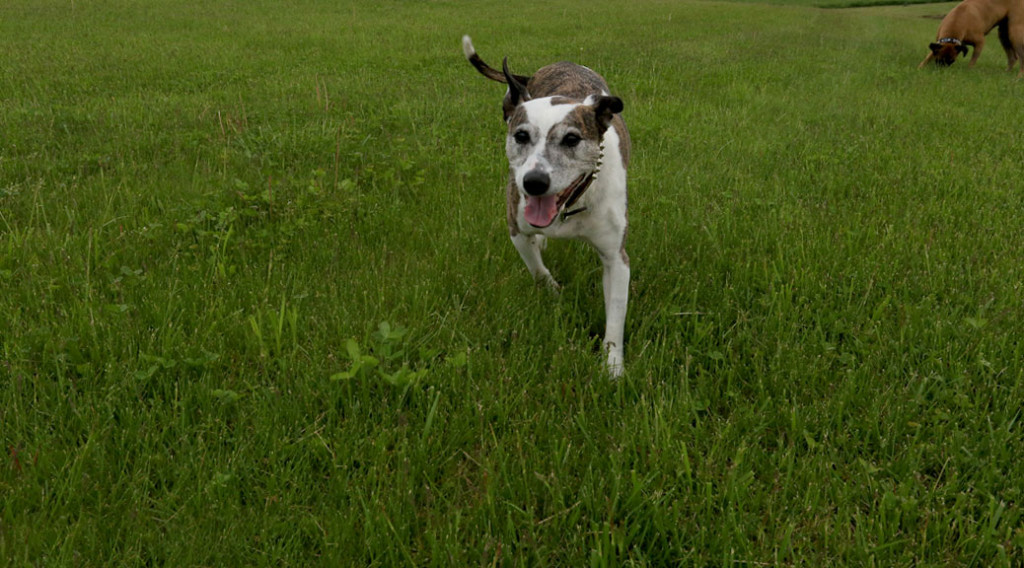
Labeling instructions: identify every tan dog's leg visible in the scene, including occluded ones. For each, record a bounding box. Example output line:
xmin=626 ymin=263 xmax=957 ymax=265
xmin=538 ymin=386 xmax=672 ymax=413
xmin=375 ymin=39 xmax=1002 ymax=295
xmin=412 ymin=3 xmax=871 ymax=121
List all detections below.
xmin=969 ymin=38 xmax=984 ymax=66
xmin=1010 ymin=21 xmax=1024 ymax=75
xmin=919 ymin=52 xmax=935 ymax=68
xmin=998 ymin=21 xmax=1018 ymax=71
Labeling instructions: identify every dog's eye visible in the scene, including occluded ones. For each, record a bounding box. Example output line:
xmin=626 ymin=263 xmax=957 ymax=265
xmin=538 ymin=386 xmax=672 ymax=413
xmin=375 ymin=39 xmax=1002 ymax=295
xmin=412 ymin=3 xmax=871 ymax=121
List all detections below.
xmin=513 ymin=131 xmax=530 ymax=144
xmin=561 ymin=133 xmax=581 ymax=147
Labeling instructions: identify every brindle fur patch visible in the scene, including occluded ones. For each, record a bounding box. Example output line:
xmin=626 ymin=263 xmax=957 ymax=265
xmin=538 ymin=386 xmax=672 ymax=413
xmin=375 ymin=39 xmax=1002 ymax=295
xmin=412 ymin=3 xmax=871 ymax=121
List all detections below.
xmin=506 ymin=105 xmax=529 ymax=134
xmin=526 ymin=62 xmax=608 ymax=99
xmin=506 ymin=178 xmax=520 ymax=236
xmin=564 ymin=104 xmax=605 ymax=141
xmin=544 ymin=101 xmax=631 ymax=169
xmin=611 ymin=114 xmax=630 ymax=168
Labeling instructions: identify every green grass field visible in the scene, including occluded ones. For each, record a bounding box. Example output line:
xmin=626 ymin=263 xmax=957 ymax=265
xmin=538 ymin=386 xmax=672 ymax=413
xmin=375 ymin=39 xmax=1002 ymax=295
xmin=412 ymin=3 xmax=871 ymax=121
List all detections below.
xmin=3 ymin=0 xmax=1024 ymax=565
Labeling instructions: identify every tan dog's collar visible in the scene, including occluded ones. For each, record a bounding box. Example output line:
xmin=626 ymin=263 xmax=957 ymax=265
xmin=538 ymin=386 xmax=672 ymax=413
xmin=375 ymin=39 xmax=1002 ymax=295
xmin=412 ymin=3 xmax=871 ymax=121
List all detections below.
xmin=937 ymin=37 xmax=963 ymax=46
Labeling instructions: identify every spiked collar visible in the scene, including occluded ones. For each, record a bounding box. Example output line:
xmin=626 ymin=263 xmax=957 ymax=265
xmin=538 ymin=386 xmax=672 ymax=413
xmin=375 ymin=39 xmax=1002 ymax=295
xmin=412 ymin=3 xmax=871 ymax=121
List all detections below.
xmin=937 ymin=37 xmax=962 ymax=46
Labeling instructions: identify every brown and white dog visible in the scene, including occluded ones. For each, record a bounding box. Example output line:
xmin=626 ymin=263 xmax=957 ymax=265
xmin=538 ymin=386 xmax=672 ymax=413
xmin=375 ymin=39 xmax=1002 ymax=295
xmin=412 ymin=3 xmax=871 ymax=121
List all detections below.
xmin=462 ymin=36 xmax=631 ymax=376
xmin=919 ymin=0 xmax=1024 ymax=73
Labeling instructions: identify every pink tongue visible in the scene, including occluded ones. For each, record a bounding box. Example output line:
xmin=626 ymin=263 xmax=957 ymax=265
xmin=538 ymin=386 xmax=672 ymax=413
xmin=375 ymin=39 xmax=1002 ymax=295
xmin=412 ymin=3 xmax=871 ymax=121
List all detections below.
xmin=524 ymin=194 xmax=559 ymax=227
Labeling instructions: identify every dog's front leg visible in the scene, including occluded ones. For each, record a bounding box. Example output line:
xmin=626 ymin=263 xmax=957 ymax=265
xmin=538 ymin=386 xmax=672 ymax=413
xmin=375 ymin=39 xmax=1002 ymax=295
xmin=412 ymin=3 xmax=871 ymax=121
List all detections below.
xmin=511 ymin=233 xmax=560 ymax=290
xmin=599 ymin=246 xmax=630 ymax=377
xmin=969 ymin=40 xmax=984 ymax=66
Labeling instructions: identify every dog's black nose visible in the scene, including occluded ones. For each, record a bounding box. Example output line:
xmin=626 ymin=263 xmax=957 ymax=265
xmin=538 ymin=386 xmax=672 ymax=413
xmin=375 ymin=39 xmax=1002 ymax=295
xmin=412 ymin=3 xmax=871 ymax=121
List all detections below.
xmin=523 ymin=170 xmax=550 ymax=196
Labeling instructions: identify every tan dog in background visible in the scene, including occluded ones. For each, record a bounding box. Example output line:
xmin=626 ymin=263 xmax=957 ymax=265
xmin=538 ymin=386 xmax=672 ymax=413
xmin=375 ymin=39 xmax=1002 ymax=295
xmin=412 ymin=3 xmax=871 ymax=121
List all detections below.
xmin=919 ymin=0 xmax=1024 ymax=74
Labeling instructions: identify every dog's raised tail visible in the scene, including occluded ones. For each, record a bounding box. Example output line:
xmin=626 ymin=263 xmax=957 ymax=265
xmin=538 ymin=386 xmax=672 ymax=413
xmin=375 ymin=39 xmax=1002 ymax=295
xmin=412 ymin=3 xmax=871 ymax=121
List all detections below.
xmin=463 ymin=35 xmax=529 ymax=85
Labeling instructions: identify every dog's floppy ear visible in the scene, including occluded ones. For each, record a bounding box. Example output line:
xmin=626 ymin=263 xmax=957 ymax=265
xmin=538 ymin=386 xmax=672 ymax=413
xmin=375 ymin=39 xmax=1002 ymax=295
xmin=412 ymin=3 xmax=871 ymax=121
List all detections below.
xmin=929 ymin=42 xmax=942 ymax=54
xmin=502 ymin=57 xmax=530 ymax=107
xmin=593 ymin=95 xmax=624 ymax=131
xmin=957 ymin=44 xmax=969 ymax=57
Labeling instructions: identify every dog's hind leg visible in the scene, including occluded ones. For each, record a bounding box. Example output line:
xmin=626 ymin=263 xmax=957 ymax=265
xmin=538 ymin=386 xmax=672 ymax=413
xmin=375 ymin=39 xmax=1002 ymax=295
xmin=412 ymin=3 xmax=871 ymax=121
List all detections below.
xmin=511 ymin=233 xmax=559 ymax=290
xmin=997 ymin=20 xmax=1018 ymax=70
xmin=1008 ymin=20 xmax=1024 ymax=74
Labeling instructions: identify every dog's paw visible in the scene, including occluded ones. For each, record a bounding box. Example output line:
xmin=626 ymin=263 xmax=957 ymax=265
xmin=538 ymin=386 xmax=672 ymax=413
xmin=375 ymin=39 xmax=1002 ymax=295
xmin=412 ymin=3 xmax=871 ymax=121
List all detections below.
xmin=532 ymin=269 xmax=560 ymax=292
xmin=606 ymin=350 xmax=624 ymax=378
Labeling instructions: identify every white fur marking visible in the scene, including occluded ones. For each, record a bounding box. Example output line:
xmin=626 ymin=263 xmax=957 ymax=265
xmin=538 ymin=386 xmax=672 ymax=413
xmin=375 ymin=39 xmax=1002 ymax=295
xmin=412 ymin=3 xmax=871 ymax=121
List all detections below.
xmin=521 ymin=98 xmax=577 ymax=134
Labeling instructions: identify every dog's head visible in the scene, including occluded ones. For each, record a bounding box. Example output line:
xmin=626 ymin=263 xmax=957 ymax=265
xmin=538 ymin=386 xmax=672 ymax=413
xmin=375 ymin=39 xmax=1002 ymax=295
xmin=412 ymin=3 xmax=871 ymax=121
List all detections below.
xmin=929 ymin=40 xmax=968 ymax=65
xmin=502 ymin=60 xmax=623 ymax=228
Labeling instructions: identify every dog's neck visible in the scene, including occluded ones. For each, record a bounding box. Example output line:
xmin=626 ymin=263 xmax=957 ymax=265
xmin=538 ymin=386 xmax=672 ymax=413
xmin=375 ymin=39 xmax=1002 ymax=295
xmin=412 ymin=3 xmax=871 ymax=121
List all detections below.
xmin=560 ymin=137 xmax=605 ymax=221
